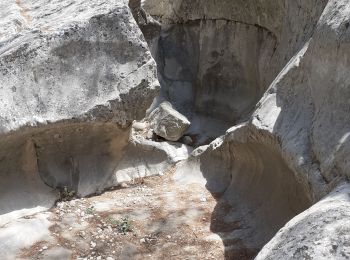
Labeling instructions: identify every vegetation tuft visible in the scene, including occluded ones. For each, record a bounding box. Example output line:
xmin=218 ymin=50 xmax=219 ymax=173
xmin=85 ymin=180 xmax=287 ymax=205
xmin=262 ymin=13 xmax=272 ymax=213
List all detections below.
xmin=107 ymin=215 xmax=132 ymax=234
xmin=58 ymin=186 xmax=76 ymax=201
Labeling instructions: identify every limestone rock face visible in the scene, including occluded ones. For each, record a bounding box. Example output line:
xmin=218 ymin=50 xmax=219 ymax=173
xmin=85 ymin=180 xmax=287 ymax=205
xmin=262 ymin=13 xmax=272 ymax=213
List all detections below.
xmin=144 ymin=0 xmax=350 ymax=258
xmin=108 ymin=120 xmax=191 ymax=186
xmin=3 ymin=0 xmax=350 ymax=259
xmin=175 ymin=125 xmax=312 ymax=252
xmin=0 ymin=0 xmax=159 ymax=220
xmin=0 ymin=0 xmax=158 ymax=132
xmin=148 ymin=102 xmax=190 ymax=141
xmin=129 ymin=0 xmax=161 ymax=49
xmin=144 ymin=0 xmax=327 ymax=132
xmin=248 ymin=0 xmax=350 ymax=257
xmin=256 ymin=184 xmax=350 ymax=260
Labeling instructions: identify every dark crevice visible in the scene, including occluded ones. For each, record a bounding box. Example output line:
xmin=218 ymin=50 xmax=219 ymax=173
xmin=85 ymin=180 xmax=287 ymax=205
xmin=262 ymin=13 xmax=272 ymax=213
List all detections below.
xmin=168 ymin=18 xmax=278 ymax=41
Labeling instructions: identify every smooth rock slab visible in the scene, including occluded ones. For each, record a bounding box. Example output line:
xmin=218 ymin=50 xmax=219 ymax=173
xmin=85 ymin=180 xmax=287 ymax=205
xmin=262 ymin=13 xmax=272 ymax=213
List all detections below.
xmin=0 ymin=212 xmax=54 ymax=260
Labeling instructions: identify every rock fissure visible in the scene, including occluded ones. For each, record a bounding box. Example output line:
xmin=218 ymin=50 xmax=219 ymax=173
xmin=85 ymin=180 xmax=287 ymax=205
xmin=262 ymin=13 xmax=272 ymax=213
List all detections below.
xmin=161 ymin=17 xmax=278 ymax=41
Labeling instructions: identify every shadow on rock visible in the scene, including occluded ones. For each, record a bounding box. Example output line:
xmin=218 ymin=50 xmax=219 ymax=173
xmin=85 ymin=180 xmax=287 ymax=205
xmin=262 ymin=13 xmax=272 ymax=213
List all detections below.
xmin=194 ymin=139 xmax=312 ymax=259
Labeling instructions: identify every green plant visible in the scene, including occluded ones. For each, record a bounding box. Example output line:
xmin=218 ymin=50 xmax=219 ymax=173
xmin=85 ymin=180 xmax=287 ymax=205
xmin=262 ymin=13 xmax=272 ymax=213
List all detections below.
xmin=85 ymin=206 xmax=95 ymax=215
xmin=58 ymin=186 xmax=76 ymax=201
xmin=105 ymin=215 xmax=133 ymax=234
xmin=116 ymin=216 xmax=132 ymax=234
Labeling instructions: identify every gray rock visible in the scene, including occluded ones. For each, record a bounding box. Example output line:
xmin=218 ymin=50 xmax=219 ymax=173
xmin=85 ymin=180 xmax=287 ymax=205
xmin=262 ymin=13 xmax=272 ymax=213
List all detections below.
xmin=42 ymin=247 xmax=72 ymax=260
xmin=249 ymin=0 xmax=350 ymax=256
xmin=181 ymin=135 xmax=193 ymax=146
xmin=0 ymin=0 xmax=159 ymax=221
xmin=256 ymin=184 xmax=350 ymax=260
xmin=145 ymin=0 xmax=350 ymax=258
xmin=110 ymin=121 xmax=192 ymax=185
xmin=144 ymin=0 xmax=327 ymax=142
xmin=3 ymin=0 xmax=350 ymax=259
xmin=148 ymin=102 xmax=190 ymax=141
xmin=0 ymin=212 xmax=54 ymax=259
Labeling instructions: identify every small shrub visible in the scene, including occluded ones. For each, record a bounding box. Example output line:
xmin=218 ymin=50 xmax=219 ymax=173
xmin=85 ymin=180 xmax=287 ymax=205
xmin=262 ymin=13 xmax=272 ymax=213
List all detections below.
xmin=117 ymin=216 xmax=132 ymax=234
xmin=58 ymin=186 xmax=76 ymax=201
xmin=106 ymin=216 xmax=133 ymax=234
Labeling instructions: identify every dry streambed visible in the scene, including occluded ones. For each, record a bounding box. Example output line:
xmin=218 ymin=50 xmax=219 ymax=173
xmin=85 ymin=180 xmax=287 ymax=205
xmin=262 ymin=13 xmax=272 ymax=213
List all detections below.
xmin=1 ymin=168 xmax=255 ymax=260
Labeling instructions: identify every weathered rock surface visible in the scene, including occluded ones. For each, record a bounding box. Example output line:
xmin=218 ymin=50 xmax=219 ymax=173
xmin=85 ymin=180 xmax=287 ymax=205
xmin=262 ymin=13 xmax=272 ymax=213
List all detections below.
xmin=129 ymin=0 xmax=161 ymax=50
xmin=248 ymin=0 xmax=350 ymax=257
xmin=144 ymin=0 xmax=327 ymax=140
xmin=251 ymin=0 xmax=350 ymax=199
xmin=3 ymin=0 xmax=350 ymax=259
xmin=108 ymin=119 xmax=192 ymax=185
xmin=256 ymin=183 xmax=350 ymax=260
xmin=0 ymin=212 xmax=54 ymax=259
xmin=0 ymin=0 xmax=159 ymax=222
xmin=148 ymin=101 xmax=190 ymax=141
xmin=144 ymin=0 xmax=350 ymax=258
xmin=175 ymin=125 xmax=312 ymax=254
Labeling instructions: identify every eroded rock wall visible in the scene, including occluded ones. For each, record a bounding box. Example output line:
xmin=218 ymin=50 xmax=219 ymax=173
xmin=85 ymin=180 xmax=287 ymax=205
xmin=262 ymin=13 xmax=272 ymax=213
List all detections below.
xmin=176 ymin=124 xmax=311 ymax=252
xmin=256 ymin=183 xmax=350 ymax=259
xmin=0 ymin=0 xmax=159 ymax=221
xmin=251 ymin=1 xmax=350 ymax=257
xmin=144 ymin=0 xmax=350 ymax=258
xmin=144 ymin=0 xmax=327 ymax=127
xmin=2 ymin=0 xmax=350 ymax=258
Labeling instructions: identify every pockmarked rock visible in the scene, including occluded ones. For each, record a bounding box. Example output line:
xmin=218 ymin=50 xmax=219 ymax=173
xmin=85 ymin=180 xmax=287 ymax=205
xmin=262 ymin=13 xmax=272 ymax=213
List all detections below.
xmin=0 ymin=0 xmax=159 ymax=222
xmin=3 ymin=0 xmax=350 ymax=259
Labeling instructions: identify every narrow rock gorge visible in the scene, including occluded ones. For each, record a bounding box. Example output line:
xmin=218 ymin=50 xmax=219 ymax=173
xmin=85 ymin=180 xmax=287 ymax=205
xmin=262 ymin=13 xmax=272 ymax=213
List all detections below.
xmin=1 ymin=0 xmax=350 ymax=259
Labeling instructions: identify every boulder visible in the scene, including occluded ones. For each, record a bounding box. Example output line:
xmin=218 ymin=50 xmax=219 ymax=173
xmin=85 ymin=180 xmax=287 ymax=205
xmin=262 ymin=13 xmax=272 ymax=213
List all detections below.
xmin=256 ymin=184 xmax=350 ymax=260
xmin=0 ymin=0 xmax=159 ymax=222
xmin=148 ymin=102 xmax=190 ymax=141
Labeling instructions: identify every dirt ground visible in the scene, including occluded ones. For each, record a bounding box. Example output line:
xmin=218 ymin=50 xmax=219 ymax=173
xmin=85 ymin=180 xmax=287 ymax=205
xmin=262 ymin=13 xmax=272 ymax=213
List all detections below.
xmin=18 ymin=169 xmax=257 ymax=260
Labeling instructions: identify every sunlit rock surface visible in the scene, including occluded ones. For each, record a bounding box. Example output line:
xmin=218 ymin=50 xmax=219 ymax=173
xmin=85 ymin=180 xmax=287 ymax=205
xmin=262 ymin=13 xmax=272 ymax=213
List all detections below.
xmin=144 ymin=0 xmax=350 ymax=259
xmin=2 ymin=0 xmax=350 ymax=259
xmin=148 ymin=101 xmax=190 ymax=141
xmin=0 ymin=0 xmax=159 ymax=222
